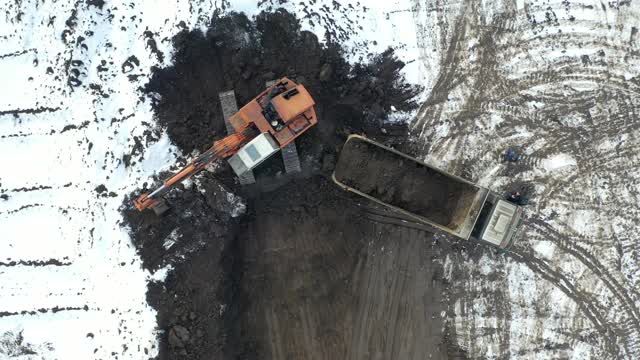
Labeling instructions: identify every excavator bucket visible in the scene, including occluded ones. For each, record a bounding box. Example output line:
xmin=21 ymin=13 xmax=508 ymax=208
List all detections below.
xmin=151 ymin=199 xmax=170 ymax=216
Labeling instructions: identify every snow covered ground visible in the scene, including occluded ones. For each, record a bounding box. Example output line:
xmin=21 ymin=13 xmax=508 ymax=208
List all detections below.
xmin=238 ymin=0 xmax=428 ymax=88
xmin=0 ymin=1 xmax=424 ymax=358
xmin=413 ymin=0 xmax=640 ymax=358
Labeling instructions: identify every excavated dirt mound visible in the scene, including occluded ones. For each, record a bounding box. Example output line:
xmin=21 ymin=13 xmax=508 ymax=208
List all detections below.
xmin=230 ymin=176 xmax=367 ymax=358
xmin=123 ymin=174 xmax=243 ymax=272
xmin=122 ymin=8 xmax=440 ymax=360
xmin=335 ymin=138 xmax=479 ymax=229
xmin=122 ymin=173 xmax=246 ymax=360
xmin=145 ymin=9 xmax=422 ymax=154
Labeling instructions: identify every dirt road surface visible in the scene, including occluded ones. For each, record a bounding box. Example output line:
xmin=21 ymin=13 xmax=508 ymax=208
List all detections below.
xmin=238 ymin=177 xmax=451 ymax=360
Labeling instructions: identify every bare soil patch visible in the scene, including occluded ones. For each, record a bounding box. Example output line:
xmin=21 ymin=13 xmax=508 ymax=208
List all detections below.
xmin=120 ymin=8 xmax=453 ymax=360
xmin=335 ymin=137 xmax=478 ymax=229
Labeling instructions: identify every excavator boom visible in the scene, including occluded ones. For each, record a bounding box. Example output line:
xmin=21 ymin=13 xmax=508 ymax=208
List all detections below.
xmin=133 ymin=126 xmax=256 ymax=213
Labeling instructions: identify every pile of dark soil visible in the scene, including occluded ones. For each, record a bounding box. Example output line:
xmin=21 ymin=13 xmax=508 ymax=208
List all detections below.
xmin=123 ymin=174 xmax=241 ymax=271
xmin=258 ymin=0 xmax=368 ymax=43
xmin=230 ymin=175 xmax=368 ymax=359
xmin=122 ymin=173 xmax=246 ymax=360
xmin=122 ymin=7 xmax=427 ymax=360
xmin=143 ymin=221 xmax=244 ymax=360
xmin=145 ymin=9 xmax=421 ymax=155
xmin=334 ymin=137 xmax=479 ymax=229
xmin=233 ymin=176 xmax=458 ymax=359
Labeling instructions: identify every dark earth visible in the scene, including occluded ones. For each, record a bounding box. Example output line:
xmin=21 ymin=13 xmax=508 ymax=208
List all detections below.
xmin=122 ymin=8 xmax=464 ymax=360
xmin=334 ymin=137 xmax=479 ymax=230
xmin=144 ymin=9 xmax=421 ymax=155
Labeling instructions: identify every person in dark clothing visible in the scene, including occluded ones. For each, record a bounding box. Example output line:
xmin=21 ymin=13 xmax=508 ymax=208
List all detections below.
xmin=506 ymin=191 xmax=528 ymax=205
xmin=504 ymin=147 xmax=520 ymax=162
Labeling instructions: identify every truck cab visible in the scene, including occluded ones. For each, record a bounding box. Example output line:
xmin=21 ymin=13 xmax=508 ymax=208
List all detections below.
xmin=470 ymin=193 xmax=523 ymax=249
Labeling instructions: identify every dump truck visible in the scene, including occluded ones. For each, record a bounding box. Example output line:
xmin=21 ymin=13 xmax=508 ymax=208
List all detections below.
xmin=332 ymin=134 xmax=523 ymax=249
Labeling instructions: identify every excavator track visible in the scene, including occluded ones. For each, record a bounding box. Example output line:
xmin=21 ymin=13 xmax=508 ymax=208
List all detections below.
xmin=219 ymin=90 xmax=256 ymax=185
xmin=281 ymin=142 xmax=302 ymax=173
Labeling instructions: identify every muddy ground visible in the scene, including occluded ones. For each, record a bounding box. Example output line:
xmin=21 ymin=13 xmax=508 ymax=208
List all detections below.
xmin=335 ymin=137 xmax=478 ymax=229
xmin=122 ymin=8 xmax=462 ymax=360
xmin=145 ymin=9 xmax=421 ymax=155
xmin=237 ymin=176 xmax=455 ymax=359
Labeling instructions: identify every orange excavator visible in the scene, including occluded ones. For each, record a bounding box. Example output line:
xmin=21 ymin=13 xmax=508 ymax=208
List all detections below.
xmin=134 ymin=77 xmax=318 ymax=214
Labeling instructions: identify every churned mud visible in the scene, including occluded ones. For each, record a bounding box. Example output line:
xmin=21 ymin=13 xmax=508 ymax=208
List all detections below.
xmin=120 ymin=8 xmax=457 ymax=360
xmin=145 ymin=9 xmax=421 ymax=155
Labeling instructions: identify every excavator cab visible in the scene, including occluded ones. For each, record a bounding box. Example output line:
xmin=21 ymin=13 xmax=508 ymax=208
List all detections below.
xmin=227 ymin=133 xmax=280 ymax=176
xmin=228 ymin=77 xmax=317 ymax=148
xmin=223 ymin=77 xmax=317 ymax=178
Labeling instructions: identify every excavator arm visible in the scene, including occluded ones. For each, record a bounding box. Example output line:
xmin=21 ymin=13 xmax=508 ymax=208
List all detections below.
xmin=134 ymin=126 xmax=256 ymax=214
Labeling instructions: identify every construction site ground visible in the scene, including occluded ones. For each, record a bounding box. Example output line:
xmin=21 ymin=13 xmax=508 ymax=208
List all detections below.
xmin=121 ymin=9 xmax=450 ymax=359
xmin=1 ymin=1 xmax=640 ymax=360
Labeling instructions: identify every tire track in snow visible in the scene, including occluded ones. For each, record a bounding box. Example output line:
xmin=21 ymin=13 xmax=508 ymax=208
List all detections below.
xmin=526 ymin=219 xmax=640 ymax=358
xmin=411 ymin=0 xmax=640 ymax=358
xmin=0 ymin=48 xmax=36 ymax=60
xmin=0 ymin=259 xmax=71 ymax=267
xmin=0 ymin=306 xmax=89 ymax=318
xmin=0 ymin=107 xmax=62 ymax=116
xmin=507 ymin=246 xmax=619 ymax=354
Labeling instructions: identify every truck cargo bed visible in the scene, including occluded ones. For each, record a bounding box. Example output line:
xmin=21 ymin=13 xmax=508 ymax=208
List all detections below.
xmin=333 ymin=135 xmax=488 ymax=239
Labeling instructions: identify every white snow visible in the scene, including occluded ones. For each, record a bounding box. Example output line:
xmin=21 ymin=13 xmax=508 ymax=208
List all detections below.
xmin=236 ymin=0 xmax=427 ymax=96
xmin=163 ymin=229 xmax=181 ymax=250
xmin=411 ymin=0 xmax=640 ymax=358
xmin=150 ymin=265 xmax=173 ymax=283
xmin=0 ymin=0 xmax=224 ymax=358
xmin=226 ymin=191 xmax=247 ymax=217
xmin=565 ymin=210 xmax=598 ymax=236
xmin=533 ymin=240 xmax=556 ymax=260
xmin=543 ymin=153 xmax=578 ymax=172
xmin=5 ymin=0 xmax=637 ymax=358
xmin=1 ymin=208 xmax=77 ymax=262
xmin=477 ymin=254 xmax=495 ymax=276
